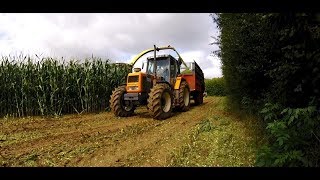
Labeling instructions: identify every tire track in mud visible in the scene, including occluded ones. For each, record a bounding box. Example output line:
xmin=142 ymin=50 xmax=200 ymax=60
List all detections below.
xmin=0 ymin=114 xmax=103 ymax=134
xmin=0 ymin=113 xmax=155 ymax=166
xmin=75 ymin=98 xmax=218 ymax=167
xmin=1 ymin=109 xmax=156 ymax=146
xmin=0 ymin=97 xmax=218 ymax=167
xmin=0 ymin=113 xmax=118 ymax=140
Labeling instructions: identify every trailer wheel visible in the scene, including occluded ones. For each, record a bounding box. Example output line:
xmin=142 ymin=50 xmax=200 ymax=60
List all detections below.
xmin=194 ymin=91 xmax=203 ymax=105
xmin=110 ymin=86 xmax=135 ymax=117
xmin=147 ymin=83 xmax=173 ymax=120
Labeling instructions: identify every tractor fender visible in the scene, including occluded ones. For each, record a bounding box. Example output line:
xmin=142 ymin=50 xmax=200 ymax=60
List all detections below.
xmin=174 ymin=77 xmax=183 ymax=90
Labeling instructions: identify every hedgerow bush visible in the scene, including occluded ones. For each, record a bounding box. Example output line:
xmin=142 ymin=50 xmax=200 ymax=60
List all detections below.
xmin=205 ymin=77 xmax=226 ymax=96
xmin=213 ymin=13 xmax=320 ymax=166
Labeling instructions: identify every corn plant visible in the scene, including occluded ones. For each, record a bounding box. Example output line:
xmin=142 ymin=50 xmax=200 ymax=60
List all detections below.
xmin=0 ymin=55 xmax=131 ymax=118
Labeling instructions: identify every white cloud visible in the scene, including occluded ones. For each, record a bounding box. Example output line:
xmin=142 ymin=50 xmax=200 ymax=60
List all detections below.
xmin=203 ymin=55 xmax=223 ymax=78
xmin=0 ymin=13 xmax=221 ymax=78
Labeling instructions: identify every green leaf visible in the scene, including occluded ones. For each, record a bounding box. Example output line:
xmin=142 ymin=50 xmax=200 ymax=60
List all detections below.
xmin=279 ymin=138 xmax=283 ymax=146
xmin=260 ymin=108 xmax=269 ymax=114
xmin=281 ymin=108 xmax=288 ymax=114
xmin=307 ymin=106 xmax=315 ymax=113
xmin=284 ymin=134 xmax=290 ymax=139
xmin=288 ymin=116 xmax=295 ymax=125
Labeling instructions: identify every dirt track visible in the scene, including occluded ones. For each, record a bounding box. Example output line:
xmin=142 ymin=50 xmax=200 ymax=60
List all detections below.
xmin=0 ymin=97 xmax=261 ymax=167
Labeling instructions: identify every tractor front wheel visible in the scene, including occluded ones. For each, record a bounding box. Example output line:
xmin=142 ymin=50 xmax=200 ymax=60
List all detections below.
xmin=147 ymin=83 xmax=173 ymax=120
xmin=110 ymin=86 xmax=135 ymax=117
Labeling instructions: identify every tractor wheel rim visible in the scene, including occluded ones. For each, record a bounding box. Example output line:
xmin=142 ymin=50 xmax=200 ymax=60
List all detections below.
xmin=161 ymin=91 xmax=171 ymax=113
xmin=183 ymin=87 xmax=190 ymax=106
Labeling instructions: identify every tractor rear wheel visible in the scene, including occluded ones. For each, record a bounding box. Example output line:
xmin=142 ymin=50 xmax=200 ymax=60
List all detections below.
xmin=177 ymin=81 xmax=190 ymax=111
xmin=110 ymin=86 xmax=135 ymax=117
xmin=194 ymin=91 xmax=204 ymax=105
xmin=147 ymin=83 xmax=173 ymax=120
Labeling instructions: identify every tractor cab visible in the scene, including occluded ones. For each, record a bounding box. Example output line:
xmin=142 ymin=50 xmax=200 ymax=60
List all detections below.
xmin=145 ymin=54 xmax=179 ymax=84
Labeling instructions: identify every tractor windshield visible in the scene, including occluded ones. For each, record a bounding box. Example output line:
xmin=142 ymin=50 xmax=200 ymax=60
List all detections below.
xmin=147 ymin=59 xmax=170 ymax=82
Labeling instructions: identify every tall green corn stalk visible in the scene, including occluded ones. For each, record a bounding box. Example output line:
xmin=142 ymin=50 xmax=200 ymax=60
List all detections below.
xmin=0 ymin=55 xmax=131 ymax=118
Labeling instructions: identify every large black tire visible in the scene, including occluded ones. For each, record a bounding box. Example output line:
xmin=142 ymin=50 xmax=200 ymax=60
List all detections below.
xmin=147 ymin=83 xmax=173 ymax=120
xmin=177 ymin=81 xmax=190 ymax=112
xmin=194 ymin=91 xmax=204 ymax=105
xmin=109 ymin=86 xmax=135 ymax=117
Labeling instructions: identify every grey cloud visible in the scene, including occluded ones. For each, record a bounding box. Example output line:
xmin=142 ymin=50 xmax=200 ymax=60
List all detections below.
xmin=0 ymin=13 xmax=221 ymax=78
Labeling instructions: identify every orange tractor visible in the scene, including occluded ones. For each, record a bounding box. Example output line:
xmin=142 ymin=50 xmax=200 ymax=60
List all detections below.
xmin=110 ymin=45 xmax=205 ymax=119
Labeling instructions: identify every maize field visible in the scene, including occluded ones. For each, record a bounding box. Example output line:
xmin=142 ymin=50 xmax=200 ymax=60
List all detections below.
xmin=0 ymin=55 xmax=131 ymax=118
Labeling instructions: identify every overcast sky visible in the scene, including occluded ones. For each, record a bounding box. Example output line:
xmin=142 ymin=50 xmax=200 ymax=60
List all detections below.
xmin=0 ymin=13 xmax=221 ymax=78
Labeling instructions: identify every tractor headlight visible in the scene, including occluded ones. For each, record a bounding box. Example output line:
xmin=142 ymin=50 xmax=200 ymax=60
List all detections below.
xmin=128 ymin=86 xmax=139 ymax=91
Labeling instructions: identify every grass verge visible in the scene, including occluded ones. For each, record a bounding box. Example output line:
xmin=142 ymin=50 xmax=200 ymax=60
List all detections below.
xmin=168 ymin=97 xmax=266 ymax=167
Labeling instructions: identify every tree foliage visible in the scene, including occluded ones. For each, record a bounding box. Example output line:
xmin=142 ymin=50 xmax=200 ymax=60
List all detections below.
xmin=213 ymin=13 xmax=320 ymax=166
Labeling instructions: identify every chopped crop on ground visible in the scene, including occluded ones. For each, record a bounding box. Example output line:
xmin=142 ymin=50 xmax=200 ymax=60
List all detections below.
xmin=0 ymin=96 xmax=265 ymax=167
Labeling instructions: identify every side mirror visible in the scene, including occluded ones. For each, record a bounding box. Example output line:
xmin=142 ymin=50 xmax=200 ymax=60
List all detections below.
xmin=142 ymin=62 xmax=144 ymax=69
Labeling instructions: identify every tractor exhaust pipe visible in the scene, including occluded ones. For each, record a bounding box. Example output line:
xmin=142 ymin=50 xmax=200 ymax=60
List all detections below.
xmin=153 ymin=45 xmax=157 ymax=78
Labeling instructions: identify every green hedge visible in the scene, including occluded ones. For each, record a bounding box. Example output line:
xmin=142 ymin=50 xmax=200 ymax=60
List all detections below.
xmin=213 ymin=13 xmax=320 ymax=166
xmin=205 ymin=77 xmax=226 ymax=96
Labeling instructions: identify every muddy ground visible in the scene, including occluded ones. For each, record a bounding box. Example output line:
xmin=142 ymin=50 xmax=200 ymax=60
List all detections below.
xmin=0 ymin=96 xmax=264 ymax=167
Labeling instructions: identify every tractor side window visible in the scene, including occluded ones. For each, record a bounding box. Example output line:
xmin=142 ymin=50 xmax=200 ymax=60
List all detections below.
xmin=170 ymin=65 xmax=174 ymax=71
xmin=170 ymin=58 xmax=177 ymax=78
xmin=147 ymin=60 xmax=154 ymax=74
